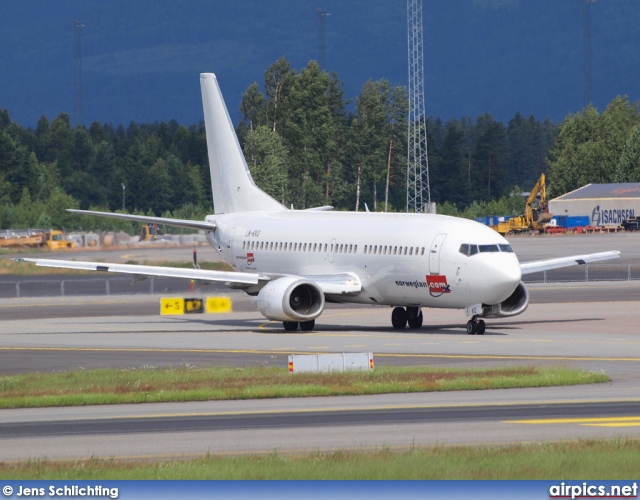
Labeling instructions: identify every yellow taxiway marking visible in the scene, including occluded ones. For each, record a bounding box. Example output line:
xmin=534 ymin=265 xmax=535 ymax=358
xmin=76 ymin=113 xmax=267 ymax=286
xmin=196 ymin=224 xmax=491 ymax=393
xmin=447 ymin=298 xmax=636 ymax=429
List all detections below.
xmin=2 ymin=347 xmax=640 ymax=363
xmin=506 ymin=416 xmax=640 ymax=426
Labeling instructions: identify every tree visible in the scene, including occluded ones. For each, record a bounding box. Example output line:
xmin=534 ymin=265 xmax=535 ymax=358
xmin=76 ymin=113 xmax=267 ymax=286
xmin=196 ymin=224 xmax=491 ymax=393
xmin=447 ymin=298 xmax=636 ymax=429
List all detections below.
xmin=473 ymin=114 xmax=508 ymax=200
xmin=240 ymin=82 xmax=266 ymax=132
xmin=349 ymin=80 xmax=388 ymax=211
xmin=614 ymin=125 xmax=640 ymax=182
xmin=547 ymin=97 xmax=640 ymax=196
xmin=243 ymin=126 xmax=288 ymax=203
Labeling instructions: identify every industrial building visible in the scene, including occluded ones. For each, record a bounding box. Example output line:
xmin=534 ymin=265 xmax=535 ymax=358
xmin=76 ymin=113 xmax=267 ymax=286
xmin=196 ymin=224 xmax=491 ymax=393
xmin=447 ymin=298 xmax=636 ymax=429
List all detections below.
xmin=549 ymin=183 xmax=640 ymax=227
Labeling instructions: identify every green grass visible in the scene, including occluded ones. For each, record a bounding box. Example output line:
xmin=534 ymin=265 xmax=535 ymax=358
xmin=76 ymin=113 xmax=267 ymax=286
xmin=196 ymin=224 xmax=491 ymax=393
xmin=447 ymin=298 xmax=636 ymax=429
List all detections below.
xmin=0 ymin=365 xmax=607 ymax=409
xmin=2 ymin=439 xmax=639 ymax=479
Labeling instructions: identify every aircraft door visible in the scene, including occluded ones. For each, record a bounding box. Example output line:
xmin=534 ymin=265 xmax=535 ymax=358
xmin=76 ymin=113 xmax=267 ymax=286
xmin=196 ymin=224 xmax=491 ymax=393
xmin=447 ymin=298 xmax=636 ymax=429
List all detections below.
xmin=429 ymin=233 xmax=447 ymax=275
xmin=226 ymin=226 xmax=237 ymax=264
xmin=328 ymin=238 xmax=336 ymax=263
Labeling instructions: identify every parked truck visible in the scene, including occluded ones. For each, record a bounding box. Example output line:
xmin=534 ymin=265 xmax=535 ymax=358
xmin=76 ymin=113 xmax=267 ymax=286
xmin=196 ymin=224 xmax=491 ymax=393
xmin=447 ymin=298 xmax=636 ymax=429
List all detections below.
xmin=0 ymin=229 xmax=74 ymax=249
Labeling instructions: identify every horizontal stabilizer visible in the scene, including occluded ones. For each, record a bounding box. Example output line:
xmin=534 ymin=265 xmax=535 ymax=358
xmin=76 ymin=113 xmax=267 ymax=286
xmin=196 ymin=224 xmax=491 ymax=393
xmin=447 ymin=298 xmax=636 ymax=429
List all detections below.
xmin=520 ymin=250 xmax=621 ymax=275
xmin=14 ymin=258 xmax=263 ymax=285
xmin=66 ymin=209 xmax=217 ymax=231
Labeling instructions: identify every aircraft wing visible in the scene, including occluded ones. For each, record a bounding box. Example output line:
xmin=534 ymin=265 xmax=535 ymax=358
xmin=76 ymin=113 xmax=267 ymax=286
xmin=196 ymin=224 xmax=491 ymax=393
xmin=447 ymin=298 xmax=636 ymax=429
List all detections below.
xmin=13 ymin=258 xmax=263 ymax=285
xmin=519 ymin=250 xmax=621 ymax=275
xmin=66 ymin=209 xmax=216 ymax=231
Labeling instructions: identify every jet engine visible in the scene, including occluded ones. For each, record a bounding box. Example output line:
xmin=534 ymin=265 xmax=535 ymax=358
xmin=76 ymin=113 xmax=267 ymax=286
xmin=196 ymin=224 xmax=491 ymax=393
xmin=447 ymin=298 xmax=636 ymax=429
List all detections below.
xmin=257 ymin=277 xmax=325 ymax=322
xmin=480 ymin=281 xmax=529 ymax=318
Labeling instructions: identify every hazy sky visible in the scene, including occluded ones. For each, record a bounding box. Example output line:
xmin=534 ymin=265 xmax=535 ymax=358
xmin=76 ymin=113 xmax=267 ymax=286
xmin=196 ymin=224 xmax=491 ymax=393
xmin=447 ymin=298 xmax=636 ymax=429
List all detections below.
xmin=1 ymin=1 xmax=639 ymax=127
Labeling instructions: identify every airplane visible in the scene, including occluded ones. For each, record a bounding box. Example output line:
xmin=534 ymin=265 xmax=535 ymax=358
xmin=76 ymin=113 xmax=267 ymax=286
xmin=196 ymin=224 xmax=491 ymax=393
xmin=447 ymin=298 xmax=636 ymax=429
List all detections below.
xmin=16 ymin=73 xmax=620 ymax=335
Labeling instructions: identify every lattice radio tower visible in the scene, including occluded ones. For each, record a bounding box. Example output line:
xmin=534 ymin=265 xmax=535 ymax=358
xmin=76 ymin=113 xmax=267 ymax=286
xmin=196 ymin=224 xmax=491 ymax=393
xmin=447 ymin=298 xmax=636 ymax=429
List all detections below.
xmin=317 ymin=9 xmax=330 ymax=70
xmin=583 ymin=0 xmax=595 ymax=107
xmin=406 ymin=0 xmax=430 ymax=213
xmin=73 ymin=20 xmax=85 ymax=127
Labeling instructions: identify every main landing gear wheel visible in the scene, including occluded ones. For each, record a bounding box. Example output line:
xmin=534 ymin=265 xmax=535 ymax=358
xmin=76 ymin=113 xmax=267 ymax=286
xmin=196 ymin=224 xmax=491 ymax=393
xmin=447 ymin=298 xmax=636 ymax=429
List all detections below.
xmin=407 ymin=308 xmax=423 ymax=329
xmin=391 ymin=307 xmax=423 ymax=329
xmin=283 ymin=321 xmax=299 ymax=331
xmin=466 ymin=316 xmax=486 ymax=335
xmin=391 ymin=307 xmax=408 ymax=329
xmin=300 ymin=319 xmax=315 ymax=331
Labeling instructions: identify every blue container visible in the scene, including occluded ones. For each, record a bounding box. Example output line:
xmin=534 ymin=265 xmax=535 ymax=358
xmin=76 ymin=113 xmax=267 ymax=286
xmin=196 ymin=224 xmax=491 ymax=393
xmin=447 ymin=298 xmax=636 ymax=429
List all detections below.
xmin=552 ymin=215 xmax=568 ymax=228
xmin=567 ymin=216 xmax=590 ymax=228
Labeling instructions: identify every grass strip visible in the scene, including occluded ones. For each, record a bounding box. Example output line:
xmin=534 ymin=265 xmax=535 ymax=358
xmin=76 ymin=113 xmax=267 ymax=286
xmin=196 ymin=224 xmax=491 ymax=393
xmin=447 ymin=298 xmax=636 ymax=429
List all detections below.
xmin=0 ymin=365 xmax=607 ymax=409
xmin=1 ymin=439 xmax=639 ymax=479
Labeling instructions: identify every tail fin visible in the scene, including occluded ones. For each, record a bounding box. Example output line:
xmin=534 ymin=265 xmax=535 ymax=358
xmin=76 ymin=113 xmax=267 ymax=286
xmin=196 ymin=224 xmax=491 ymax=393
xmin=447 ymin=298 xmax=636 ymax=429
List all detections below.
xmin=200 ymin=73 xmax=285 ymax=214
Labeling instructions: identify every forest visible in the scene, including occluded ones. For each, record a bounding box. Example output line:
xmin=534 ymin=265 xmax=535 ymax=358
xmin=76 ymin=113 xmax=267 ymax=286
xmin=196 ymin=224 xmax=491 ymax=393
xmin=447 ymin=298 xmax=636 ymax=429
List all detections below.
xmin=1 ymin=58 xmax=639 ymax=231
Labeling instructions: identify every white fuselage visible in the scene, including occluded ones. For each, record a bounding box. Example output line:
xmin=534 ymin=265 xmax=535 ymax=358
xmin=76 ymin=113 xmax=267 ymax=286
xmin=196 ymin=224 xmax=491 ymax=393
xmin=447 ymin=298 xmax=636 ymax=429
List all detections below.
xmin=205 ymin=210 xmax=522 ymax=310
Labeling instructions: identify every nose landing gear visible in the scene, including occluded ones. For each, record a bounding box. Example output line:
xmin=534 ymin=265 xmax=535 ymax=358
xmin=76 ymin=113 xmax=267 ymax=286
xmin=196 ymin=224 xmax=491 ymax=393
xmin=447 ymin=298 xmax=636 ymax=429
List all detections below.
xmin=466 ymin=315 xmax=485 ymax=335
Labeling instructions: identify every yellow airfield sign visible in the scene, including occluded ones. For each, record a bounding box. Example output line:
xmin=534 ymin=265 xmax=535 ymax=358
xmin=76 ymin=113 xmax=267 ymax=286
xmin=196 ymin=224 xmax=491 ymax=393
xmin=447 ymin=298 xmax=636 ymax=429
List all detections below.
xmin=205 ymin=296 xmax=233 ymax=313
xmin=160 ymin=297 xmax=232 ymax=315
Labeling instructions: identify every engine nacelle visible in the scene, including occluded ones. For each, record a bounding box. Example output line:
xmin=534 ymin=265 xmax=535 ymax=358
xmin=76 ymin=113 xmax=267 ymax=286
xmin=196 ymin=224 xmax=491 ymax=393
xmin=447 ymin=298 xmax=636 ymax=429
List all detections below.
xmin=480 ymin=281 xmax=529 ymax=318
xmin=257 ymin=277 xmax=325 ymax=322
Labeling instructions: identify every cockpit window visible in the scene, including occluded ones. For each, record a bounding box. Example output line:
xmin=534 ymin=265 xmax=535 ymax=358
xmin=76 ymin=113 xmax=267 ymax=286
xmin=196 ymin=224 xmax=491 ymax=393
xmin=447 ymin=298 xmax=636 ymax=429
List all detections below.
xmin=459 ymin=244 xmax=479 ymax=256
xmin=460 ymin=243 xmax=511 ymax=256
xmin=479 ymin=244 xmax=500 ymax=253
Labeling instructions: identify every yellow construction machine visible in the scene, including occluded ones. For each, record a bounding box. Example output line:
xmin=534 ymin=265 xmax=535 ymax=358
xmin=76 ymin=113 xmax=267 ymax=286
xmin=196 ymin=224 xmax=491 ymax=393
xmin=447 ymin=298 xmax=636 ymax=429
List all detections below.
xmin=494 ymin=174 xmax=553 ymax=235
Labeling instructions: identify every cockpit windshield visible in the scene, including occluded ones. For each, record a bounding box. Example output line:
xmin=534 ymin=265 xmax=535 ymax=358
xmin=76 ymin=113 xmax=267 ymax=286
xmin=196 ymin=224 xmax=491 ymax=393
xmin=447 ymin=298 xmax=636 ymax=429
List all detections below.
xmin=459 ymin=243 xmax=513 ymax=256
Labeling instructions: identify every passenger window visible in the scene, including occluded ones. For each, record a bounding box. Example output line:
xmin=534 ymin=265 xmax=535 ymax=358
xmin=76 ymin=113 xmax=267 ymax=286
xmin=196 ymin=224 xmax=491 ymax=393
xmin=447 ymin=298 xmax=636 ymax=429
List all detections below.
xmin=354 ymin=245 xmax=357 ymax=253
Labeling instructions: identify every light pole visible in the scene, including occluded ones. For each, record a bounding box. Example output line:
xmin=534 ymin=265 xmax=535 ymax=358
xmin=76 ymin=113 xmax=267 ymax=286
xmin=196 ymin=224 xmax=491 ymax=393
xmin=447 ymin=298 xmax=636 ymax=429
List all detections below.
xmin=121 ymin=183 xmax=126 ymax=211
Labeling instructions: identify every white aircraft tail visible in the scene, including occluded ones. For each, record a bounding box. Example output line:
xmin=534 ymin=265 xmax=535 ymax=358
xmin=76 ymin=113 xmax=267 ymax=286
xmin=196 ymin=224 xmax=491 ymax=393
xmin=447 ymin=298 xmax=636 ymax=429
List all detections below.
xmin=200 ymin=73 xmax=285 ymax=214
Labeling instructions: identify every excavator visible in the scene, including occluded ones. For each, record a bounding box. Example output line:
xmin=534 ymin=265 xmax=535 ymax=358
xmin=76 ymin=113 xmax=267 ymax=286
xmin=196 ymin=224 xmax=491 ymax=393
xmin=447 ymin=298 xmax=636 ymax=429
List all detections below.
xmin=494 ymin=173 xmax=553 ymax=235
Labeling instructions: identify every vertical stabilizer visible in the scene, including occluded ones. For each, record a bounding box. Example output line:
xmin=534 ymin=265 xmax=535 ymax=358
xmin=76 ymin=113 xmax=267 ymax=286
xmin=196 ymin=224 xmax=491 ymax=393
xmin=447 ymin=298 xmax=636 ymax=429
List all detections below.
xmin=200 ymin=73 xmax=285 ymax=214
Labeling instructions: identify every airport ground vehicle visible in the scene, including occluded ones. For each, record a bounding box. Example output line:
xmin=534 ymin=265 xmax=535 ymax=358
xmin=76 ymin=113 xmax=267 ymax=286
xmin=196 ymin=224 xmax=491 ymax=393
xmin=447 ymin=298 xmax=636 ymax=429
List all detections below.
xmin=0 ymin=229 xmax=74 ymax=249
xmin=140 ymin=224 xmax=163 ymax=241
xmin=621 ymin=217 xmax=640 ymax=231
